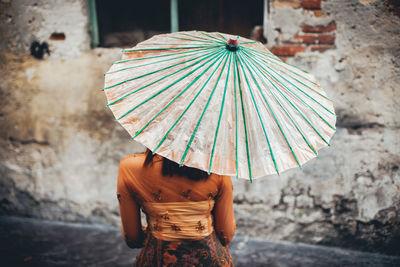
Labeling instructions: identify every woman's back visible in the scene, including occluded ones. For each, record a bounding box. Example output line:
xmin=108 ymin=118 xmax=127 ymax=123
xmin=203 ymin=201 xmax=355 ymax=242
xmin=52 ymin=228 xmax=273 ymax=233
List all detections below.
xmin=117 ymin=153 xmax=236 ymax=266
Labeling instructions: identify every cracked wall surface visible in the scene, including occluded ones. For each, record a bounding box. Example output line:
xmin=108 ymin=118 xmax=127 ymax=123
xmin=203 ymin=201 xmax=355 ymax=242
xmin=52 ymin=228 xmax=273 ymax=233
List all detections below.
xmin=0 ymin=0 xmax=399 ymax=255
xmin=233 ymin=0 xmax=399 ymax=255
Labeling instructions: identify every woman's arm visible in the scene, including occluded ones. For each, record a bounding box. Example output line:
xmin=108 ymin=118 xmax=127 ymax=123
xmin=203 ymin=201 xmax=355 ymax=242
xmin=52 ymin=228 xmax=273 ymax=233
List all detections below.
xmin=213 ymin=175 xmax=236 ymax=246
xmin=117 ymin=157 xmax=145 ymax=248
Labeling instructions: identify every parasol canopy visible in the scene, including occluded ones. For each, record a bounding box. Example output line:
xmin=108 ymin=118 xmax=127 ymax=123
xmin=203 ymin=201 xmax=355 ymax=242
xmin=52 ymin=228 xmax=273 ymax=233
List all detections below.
xmin=103 ymin=30 xmax=336 ymax=181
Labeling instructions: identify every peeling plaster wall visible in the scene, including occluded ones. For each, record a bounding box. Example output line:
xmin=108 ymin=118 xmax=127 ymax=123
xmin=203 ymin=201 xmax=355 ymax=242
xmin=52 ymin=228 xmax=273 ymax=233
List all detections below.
xmin=0 ymin=0 xmax=399 ymax=255
xmin=1 ymin=0 xmax=90 ymax=58
xmin=0 ymin=0 xmax=146 ymax=226
xmin=233 ymin=0 xmax=400 ymax=255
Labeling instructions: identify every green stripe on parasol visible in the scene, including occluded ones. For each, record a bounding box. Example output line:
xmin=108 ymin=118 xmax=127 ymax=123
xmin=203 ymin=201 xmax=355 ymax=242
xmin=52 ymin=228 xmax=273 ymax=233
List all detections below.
xmin=233 ymin=52 xmax=239 ymax=178
xmin=113 ymin=47 xmax=216 ymax=65
xmin=234 ymin=52 xmax=253 ymax=181
xmin=178 ymin=32 xmax=226 ymax=44
xmin=241 ymin=49 xmax=332 ymax=144
xmin=116 ymin=49 xmax=226 ymax=120
xmin=244 ymin=48 xmax=333 ymax=108
xmin=244 ymin=46 xmax=310 ymax=74
xmin=180 ymin=52 xmax=231 ymax=166
xmin=236 ymin=52 xmax=280 ymax=174
xmin=244 ymin=47 xmax=334 ymax=108
xmin=132 ymin=51 xmax=227 ymax=139
xmin=104 ymin=48 xmax=222 ymax=90
xmin=216 ymin=32 xmax=228 ymax=41
xmin=208 ymin=53 xmax=233 ymax=174
xmin=239 ymin=50 xmax=319 ymax=157
xmin=107 ymin=47 xmax=220 ymax=74
xmin=241 ymin=49 xmax=336 ymax=131
xmin=142 ymin=43 xmax=224 ymax=46
xmin=107 ymin=49 xmax=223 ymax=107
xmin=244 ymin=47 xmax=323 ymax=88
xmin=152 ymin=51 xmax=229 ymax=154
xmin=199 ymin=31 xmax=227 ymax=43
xmin=167 ymin=36 xmax=222 ymax=44
xmin=123 ymin=44 xmax=223 ymax=52
xmin=237 ymin=51 xmax=302 ymax=168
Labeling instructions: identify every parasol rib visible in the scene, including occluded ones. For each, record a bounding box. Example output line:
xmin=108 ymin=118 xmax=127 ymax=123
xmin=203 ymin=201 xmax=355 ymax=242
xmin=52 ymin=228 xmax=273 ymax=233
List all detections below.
xmin=178 ymin=32 xmax=226 ymax=44
xmin=243 ymin=47 xmax=334 ymax=103
xmin=208 ymin=53 xmax=233 ymax=174
xmin=116 ymin=49 xmax=225 ymax=120
xmin=239 ymin=41 xmax=259 ymax=45
xmin=216 ymin=32 xmax=228 ymax=41
xmin=244 ymin=49 xmax=332 ymax=102
xmin=237 ymin=51 xmax=302 ymax=168
xmin=107 ymin=47 xmax=221 ymax=75
xmin=234 ymin=52 xmax=253 ymax=181
xmin=241 ymin=49 xmax=331 ymax=145
xmin=114 ymin=47 xmax=216 ymax=65
xmin=233 ymin=53 xmax=239 ymax=178
xmin=152 ymin=51 xmax=229 ymax=154
xmin=241 ymin=49 xmax=336 ymax=131
xmin=243 ymin=50 xmax=334 ymax=115
xmin=167 ymin=36 xmax=222 ymax=44
xmin=180 ymin=52 xmax=231 ymax=166
xmin=104 ymin=48 xmax=221 ymax=91
xmin=243 ymin=48 xmax=333 ymax=105
xmin=107 ymin=49 xmax=223 ymax=107
xmin=240 ymin=50 xmax=319 ymax=156
xmin=244 ymin=46 xmax=311 ymax=74
xmin=123 ymin=45 xmax=222 ymax=52
xmin=143 ymin=43 xmax=224 ymax=46
xmin=132 ymin=52 xmax=227 ymax=139
xmin=236 ymin=52 xmax=280 ymax=173
xmin=243 ymin=47 xmax=328 ymax=89
xmin=199 ymin=31 xmax=227 ymax=43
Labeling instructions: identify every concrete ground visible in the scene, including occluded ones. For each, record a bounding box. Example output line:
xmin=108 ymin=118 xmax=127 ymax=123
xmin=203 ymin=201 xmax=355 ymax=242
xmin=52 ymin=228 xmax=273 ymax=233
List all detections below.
xmin=1 ymin=216 xmax=399 ymax=267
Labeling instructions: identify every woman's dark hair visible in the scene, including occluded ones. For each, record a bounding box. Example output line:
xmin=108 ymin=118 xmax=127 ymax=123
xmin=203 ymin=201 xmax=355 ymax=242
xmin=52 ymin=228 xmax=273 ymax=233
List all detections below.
xmin=143 ymin=149 xmax=209 ymax=181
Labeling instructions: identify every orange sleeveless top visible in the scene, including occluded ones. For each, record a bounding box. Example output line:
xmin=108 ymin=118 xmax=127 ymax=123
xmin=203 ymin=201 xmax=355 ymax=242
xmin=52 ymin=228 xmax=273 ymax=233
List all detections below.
xmin=116 ymin=153 xmax=236 ymax=247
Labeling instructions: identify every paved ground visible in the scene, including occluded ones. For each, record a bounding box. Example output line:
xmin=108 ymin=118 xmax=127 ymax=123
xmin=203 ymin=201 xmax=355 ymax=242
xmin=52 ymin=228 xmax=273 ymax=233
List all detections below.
xmin=1 ymin=216 xmax=399 ymax=267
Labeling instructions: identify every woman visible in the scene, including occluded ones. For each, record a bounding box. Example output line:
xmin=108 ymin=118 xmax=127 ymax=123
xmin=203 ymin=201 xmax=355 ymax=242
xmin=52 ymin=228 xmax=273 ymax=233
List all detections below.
xmin=117 ymin=149 xmax=236 ymax=266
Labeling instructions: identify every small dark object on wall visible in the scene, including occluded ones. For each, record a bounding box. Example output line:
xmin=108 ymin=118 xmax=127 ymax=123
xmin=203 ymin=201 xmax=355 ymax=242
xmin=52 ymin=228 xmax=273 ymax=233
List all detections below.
xmin=30 ymin=41 xmax=50 ymax=59
xmin=49 ymin=32 xmax=66 ymax=41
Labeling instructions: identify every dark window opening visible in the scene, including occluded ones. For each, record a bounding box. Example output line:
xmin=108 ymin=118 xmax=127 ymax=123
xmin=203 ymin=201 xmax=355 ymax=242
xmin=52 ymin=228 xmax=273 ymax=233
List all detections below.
xmin=93 ymin=0 xmax=265 ymax=48
xmin=179 ymin=0 xmax=264 ymax=40
xmin=96 ymin=0 xmax=170 ymax=48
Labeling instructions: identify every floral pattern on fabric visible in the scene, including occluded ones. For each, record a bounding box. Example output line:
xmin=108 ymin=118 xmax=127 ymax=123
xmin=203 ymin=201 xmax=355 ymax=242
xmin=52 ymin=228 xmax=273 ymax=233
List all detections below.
xmin=134 ymin=231 xmax=234 ymax=267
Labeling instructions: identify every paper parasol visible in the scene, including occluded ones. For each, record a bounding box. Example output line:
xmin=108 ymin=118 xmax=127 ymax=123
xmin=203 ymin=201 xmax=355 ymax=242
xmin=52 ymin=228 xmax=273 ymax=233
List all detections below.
xmin=103 ymin=30 xmax=336 ymax=181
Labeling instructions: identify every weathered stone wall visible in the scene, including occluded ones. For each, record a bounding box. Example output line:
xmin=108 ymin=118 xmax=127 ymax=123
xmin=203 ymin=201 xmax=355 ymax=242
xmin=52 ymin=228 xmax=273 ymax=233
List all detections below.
xmin=0 ymin=0 xmax=146 ymax=225
xmin=0 ymin=0 xmax=399 ymax=255
xmin=232 ymin=0 xmax=400 ymax=255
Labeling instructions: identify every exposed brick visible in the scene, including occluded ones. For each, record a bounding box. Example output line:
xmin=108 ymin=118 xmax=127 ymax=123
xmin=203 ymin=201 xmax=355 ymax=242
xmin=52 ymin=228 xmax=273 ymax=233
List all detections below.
xmin=271 ymin=46 xmax=306 ymax=57
xmin=302 ymin=21 xmax=337 ymax=33
xmin=272 ymin=0 xmax=301 ymax=9
xmin=313 ymin=9 xmax=324 ymax=17
xmin=310 ymin=45 xmax=335 ymax=52
xmin=293 ymin=33 xmax=317 ymax=44
xmin=301 ymin=0 xmax=321 ymax=9
xmin=318 ymin=33 xmax=335 ymax=44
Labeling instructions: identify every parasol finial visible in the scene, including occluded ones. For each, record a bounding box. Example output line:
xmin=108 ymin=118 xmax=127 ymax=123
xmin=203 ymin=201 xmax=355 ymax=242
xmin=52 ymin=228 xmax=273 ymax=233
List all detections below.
xmin=226 ymin=38 xmax=239 ymax=51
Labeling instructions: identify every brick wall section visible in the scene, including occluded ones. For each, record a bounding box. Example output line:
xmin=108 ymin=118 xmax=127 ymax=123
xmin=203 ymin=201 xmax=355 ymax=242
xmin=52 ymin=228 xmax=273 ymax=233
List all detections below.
xmin=270 ymin=0 xmax=336 ymax=61
xmin=301 ymin=0 xmax=321 ymax=9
